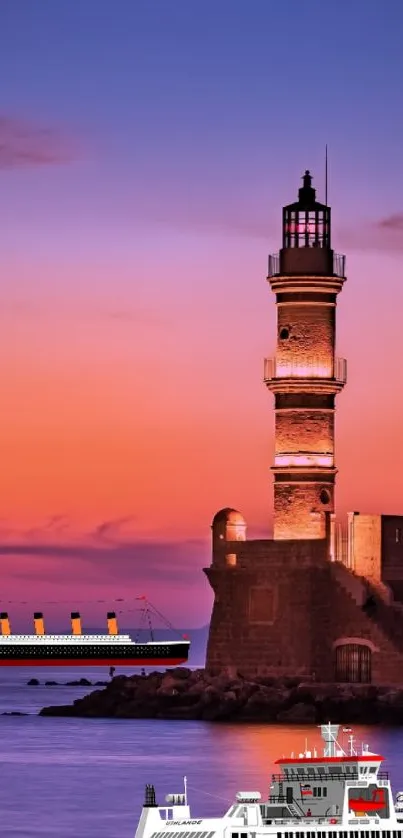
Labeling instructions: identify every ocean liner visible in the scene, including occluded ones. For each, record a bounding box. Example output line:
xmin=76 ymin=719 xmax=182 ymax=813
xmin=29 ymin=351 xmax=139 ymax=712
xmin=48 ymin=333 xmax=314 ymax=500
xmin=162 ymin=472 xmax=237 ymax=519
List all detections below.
xmin=0 ymin=611 xmax=190 ymax=666
xmin=134 ymin=723 xmax=403 ymax=838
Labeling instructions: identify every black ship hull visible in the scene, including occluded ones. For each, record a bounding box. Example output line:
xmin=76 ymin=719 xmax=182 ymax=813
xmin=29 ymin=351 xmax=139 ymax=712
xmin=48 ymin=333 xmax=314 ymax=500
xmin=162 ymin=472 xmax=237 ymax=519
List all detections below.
xmin=0 ymin=641 xmax=190 ymax=666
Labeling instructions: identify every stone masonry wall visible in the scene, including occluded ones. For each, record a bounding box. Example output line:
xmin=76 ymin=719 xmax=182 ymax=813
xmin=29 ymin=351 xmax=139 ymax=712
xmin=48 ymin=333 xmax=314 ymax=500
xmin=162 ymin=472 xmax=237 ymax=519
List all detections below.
xmin=205 ymin=538 xmax=403 ymax=685
xmin=273 ymin=483 xmax=332 ymax=540
xmin=350 ymin=514 xmax=382 ymax=583
xmin=277 ymin=304 xmax=335 ymax=371
xmin=275 ymin=410 xmax=334 ymax=457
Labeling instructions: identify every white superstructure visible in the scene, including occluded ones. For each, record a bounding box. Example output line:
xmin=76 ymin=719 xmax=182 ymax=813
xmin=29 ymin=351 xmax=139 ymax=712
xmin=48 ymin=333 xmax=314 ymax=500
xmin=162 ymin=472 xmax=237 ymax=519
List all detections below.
xmin=0 ymin=635 xmax=174 ymax=645
xmin=134 ymin=726 xmax=403 ymax=838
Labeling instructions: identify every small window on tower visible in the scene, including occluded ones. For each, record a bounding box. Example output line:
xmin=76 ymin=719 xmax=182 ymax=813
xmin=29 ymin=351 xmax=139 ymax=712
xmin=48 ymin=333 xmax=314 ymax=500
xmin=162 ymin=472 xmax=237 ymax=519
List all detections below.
xmin=279 ymin=327 xmax=290 ymax=340
xmin=319 ymin=489 xmax=331 ymax=505
xmin=396 ymin=528 xmax=401 ymax=544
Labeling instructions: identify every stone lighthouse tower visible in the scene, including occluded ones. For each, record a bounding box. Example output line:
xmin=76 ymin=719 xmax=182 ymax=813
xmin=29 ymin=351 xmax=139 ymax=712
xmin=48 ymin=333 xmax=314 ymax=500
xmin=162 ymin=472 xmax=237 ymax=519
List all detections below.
xmin=264 ymin=170 xmax=347 ymax=542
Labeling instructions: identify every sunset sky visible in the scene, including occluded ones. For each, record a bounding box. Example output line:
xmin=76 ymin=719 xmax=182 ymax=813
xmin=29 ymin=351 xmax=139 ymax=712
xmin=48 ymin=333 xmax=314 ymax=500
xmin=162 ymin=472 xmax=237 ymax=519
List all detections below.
xmin=1 ymin=1 xmax=403 ymax=629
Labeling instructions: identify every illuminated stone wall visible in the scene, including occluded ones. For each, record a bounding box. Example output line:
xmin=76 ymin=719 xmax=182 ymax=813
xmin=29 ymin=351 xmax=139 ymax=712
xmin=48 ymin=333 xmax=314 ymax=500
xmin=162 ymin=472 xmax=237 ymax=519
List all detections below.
xmin=273 ymin=482 xmax=333 ymax=540
xmin=349 ymin=513 xmax=382 ymax=582
xmin=275 ymin=410 xmax=334 ymax=460
xmin=276 ymin=303 xmax=335 ymax=373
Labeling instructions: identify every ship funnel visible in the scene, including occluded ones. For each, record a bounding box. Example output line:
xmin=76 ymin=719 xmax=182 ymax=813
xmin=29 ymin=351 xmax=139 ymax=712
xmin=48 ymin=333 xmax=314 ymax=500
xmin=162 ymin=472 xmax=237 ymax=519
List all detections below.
xmin=144 ymin=784 xmax=157 ymax=808
xmin=0 ymin=612 xmax=11 ymax=635
xmin=107 ymin=611 xmax=118 ymax=635
xmin=321 ymin=723 xmax=340 ymax=757
xmin=34 ymin=612 xmax=45 ymax=635
xmin=71 ymin=612 xmax=82 ymax=635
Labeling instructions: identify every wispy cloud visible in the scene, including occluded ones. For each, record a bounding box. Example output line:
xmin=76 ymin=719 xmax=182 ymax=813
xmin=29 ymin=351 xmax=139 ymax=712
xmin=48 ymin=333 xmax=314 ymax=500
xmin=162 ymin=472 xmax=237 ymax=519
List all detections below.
xmin=377 ymin=213 xmax=403 ymax=232
xmin=0 ymin=516 xmax=207 ymax=586
xmin=0 ymin=114 xmax=78 ymax=169
xmin=338 ymin=214 xmax=403 ymax=253
xmin=92 ymin=516 xmax=137 ymax=544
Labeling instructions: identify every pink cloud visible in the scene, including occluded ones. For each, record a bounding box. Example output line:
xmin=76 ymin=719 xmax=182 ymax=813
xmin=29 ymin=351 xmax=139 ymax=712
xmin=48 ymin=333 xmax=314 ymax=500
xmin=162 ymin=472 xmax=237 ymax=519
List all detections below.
xmin=377 ymin=213 xmax=403 ymax=232
xmin=0 ymin=114 xmax=78 ymax=168
xmin=337 ymin=214 xmax=403 ymax=253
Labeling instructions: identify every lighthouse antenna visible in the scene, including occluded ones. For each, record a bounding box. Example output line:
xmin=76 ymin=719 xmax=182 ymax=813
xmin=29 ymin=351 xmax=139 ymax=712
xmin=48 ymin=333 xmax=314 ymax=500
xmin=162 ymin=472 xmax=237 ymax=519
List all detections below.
xmin=325 ymin=144 xmax=328 ymax=206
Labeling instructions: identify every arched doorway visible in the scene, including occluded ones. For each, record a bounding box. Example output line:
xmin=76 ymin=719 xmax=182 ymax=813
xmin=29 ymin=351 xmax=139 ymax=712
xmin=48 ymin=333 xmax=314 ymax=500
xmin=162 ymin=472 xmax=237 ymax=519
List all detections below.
xmin=335 ymin=643 xmax=372 ymax=683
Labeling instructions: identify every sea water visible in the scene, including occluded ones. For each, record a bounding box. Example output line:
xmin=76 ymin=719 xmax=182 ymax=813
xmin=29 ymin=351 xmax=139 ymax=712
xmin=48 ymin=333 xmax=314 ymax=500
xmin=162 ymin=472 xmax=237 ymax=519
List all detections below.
xmin=1 ymin=667 xmax=403 ymax=838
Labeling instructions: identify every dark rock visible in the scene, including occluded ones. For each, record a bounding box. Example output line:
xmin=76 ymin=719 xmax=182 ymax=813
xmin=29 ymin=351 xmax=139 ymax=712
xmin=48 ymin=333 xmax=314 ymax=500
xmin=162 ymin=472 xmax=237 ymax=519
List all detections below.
xmin=65 ymin=678 xmax=92 ymax=687
xmin=37 ymin=670 xmax=403 ymax=723
xmin=2 ymin=711 xmax=28 ymax=715
xmin=40 ymin=704 xmax=78 ymax=716
xmin=45 ymin=681 xmax=58 ymax=686
xmin=165 ymin=667 xmax=192 ymax=680
xmin=241 ymin=686 xmax=284 ymax=721
xmin=27 ymin=678 xmax=39 ymax=686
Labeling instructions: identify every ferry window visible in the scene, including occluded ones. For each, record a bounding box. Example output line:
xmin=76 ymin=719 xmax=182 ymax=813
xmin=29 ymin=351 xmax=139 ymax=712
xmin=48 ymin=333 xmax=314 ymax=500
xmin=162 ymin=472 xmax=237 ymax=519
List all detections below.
xmin=323 ymin=787 xmax=327 ymax=797
xmin=240 ymin=833 xmax=247 ymax=838
xmin=369 ymin=767 xmax=377 ymax=773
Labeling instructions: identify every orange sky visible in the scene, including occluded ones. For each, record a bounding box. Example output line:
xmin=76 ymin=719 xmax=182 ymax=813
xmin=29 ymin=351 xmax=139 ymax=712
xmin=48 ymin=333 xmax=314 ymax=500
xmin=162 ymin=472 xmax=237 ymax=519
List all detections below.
xmin=2 ymin=239 xmax=403 ymax=628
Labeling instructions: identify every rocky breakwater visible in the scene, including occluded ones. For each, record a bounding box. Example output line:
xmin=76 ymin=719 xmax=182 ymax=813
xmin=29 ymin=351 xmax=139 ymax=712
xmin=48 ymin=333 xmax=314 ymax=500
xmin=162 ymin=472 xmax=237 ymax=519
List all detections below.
xmin=38 ymin=668 xmax=403 ymax=723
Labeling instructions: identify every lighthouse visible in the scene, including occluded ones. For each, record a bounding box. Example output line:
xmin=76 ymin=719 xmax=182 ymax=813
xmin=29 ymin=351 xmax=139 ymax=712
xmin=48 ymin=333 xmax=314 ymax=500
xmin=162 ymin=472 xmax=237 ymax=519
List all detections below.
xmin=264 ymin=170 xmax=347 ymax=542
xmin=205 ymin=168 xmax=403 ymax=685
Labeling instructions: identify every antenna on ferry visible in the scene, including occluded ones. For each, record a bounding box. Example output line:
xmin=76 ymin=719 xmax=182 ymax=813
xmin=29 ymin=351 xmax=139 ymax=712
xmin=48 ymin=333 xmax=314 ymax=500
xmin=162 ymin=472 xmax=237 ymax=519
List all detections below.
xmin=349 ymin=734 xmax=355 ymax=757
xmin=184 ymin=775 xmax=187 ymax=805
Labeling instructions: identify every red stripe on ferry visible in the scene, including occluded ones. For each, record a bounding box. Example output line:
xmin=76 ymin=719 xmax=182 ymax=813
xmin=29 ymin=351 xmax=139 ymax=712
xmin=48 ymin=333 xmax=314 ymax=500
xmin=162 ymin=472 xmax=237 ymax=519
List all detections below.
xmin=275 ymin=755 xmax=383 ymax=764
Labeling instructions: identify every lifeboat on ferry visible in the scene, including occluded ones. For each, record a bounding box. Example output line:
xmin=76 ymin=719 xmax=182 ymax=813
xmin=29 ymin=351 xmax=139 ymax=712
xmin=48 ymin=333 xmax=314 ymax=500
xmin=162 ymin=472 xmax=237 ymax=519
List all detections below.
xmin=349 ymin=788 xmax=386 ymax=813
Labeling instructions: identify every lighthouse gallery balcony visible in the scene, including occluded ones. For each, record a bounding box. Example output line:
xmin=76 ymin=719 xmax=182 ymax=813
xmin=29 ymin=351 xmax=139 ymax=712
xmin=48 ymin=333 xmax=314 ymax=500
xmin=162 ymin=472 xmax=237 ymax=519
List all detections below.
xmin=264 ymin=356 xmax=347 ymax=385
xmin=268 ymin=250 xmax=346 ymax=279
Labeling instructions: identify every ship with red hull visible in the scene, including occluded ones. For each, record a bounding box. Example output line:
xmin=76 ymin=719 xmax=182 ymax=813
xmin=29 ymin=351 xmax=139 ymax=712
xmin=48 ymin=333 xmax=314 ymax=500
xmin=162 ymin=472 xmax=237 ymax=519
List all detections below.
xmin=0 ymin=610 xmax=190 ymax=667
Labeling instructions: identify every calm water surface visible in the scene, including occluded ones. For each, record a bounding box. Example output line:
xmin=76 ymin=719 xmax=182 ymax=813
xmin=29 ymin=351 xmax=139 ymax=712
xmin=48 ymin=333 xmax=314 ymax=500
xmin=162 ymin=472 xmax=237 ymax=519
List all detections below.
xmin=1 ymin=667 xmax=403 ymax=838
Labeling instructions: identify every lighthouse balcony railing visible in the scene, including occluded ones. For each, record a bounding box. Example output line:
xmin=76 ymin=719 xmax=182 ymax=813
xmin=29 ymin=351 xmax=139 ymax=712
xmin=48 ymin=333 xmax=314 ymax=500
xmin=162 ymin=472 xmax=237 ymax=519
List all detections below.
xmin=267 ymin=251 xmax=346 ymax=278
xmin=263 ymin=356 xmax=347 ymax=384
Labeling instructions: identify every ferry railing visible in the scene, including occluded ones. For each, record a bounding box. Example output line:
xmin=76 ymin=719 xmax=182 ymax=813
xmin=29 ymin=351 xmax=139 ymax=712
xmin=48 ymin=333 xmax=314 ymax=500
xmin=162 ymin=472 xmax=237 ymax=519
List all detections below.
xmin=264 ymin=817 xmax=342 ymax=825
xmin=271 ymin=771 xmax=389 ymax=782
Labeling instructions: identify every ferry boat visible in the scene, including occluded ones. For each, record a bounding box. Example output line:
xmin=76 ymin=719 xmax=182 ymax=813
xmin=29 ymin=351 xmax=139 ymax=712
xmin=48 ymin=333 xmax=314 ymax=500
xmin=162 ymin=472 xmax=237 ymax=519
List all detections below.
xmin=0 ymin=610 xmax=190 ymax=666
xmin=134 ymin=723 xmax=403 ymax=838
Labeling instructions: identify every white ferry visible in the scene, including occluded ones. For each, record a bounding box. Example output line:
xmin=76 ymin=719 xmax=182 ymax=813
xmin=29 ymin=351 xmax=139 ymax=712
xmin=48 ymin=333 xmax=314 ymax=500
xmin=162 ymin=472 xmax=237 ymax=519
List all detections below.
xmin=135 ymin=724 xmax=403 ymax=838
